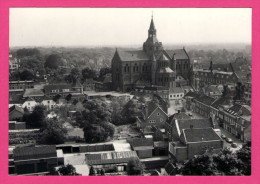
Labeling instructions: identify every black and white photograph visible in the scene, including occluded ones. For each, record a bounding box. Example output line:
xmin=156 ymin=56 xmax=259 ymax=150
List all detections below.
xmin=8 ymin=8 xmax=251 ymax=176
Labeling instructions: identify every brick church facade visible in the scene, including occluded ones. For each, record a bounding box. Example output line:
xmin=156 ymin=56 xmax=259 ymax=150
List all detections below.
xmin=111 ymin=17 xmax=192 ymax=92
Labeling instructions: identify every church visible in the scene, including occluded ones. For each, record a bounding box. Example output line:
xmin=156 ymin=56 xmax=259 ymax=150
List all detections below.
xmin=111 ymin=17 xmax=192 ymax=92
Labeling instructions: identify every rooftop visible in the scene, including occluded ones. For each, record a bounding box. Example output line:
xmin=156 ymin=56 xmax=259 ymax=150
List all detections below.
xmin=183 ymin=128 xmax=221 ymax=143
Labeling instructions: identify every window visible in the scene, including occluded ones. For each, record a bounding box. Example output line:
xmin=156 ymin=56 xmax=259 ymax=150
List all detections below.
xmin=160 ymin=118 xmax=163 ymax=122
xmin=157 ymin=112 xmax=160 ymax=116
xmin=149 ymin=120 xmax=155 ymax=123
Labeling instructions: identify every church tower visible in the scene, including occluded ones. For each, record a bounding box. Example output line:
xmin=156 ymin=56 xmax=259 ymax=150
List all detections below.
xmin=143 ymin=16 xmax=163 ymax=57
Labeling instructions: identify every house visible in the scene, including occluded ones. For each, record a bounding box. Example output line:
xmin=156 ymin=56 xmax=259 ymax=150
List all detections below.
xmin=194 ymin=94 xmax=216 ymax=118
xmin=210 ymin=97 xmax=232 ymax=126
xmin=167 ymin=118 xmax=214 ymax=141
xmin=9 ymin=145 xmax=64 ymax=175
xmin=22 ymin=97 xmax=38 ymax=112
xmin=183 ymin=91 xmax=201 ymax=110
xmin=203 ymin=85 xmax=222 ymax=99
xmin=128 ymin=138 xmax=154 ymax=158
xmin=40 ymin=97 xmax=56 ymax=110
xmin=137 ymin=101 xmax=168 ymax=130
xmin=169 ymin=87 xmax=184 ymax=104
xmin=169 ymin=127 xmax=223 ymax=162
xmin=218 ymin=103 xmax=251 ymax=142
xmin=85 ymin=151 xmax=139 ymax=173
xmin=44 ymin=84 xmax=72 ymax=98
xmin=9 ymin=105 xmax=24 ymax=121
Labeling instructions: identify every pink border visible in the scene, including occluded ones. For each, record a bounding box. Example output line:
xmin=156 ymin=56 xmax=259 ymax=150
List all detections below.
xmin=0 ymin=0 xmax=259 ymax=183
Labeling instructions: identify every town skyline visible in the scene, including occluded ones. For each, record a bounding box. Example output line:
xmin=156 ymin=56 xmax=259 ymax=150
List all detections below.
xmin=10 ymin=8 xmax=251 ymax=47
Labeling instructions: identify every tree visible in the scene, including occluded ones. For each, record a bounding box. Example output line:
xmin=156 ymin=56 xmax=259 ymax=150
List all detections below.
xmin=53 ymin=94 xmax=62 ymax=103
xmin=65 ymin=94 xmax=72 ymax=102
xmin=57 ymin=164 xmax=80 ymax=176
xmin=25 ymin=105 xmax=47 ymax=128
xmin=234 ymin=82 xmax=245 ymax=101
xmin=100 ymin=168 xmax=105 ymax=176
xmin=82 ymin=67 xmax=96 ymax=80
xmin=45 ymin=54 xmax=64 ymax=70
xmin=39 ymin=118 xmax=67 ymax=145
xmin=222 ymin=85 xmax=232 ymax=98
xmin=98 ymin=67 xmax=111 ymax=81
xmin=19 ymin=69 xmax=35 ymax=80
xmin=83 ymin=124 xmax=107 ymax=143
xmin=180 ymin=154 xmax=218 ymax=176
xmin=126 ymin=159 xmax=144 ymax=176
xmin=89 ymin=166 xmax=96 ymax=176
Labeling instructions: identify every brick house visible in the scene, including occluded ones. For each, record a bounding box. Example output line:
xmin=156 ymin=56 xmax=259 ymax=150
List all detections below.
xmin=167 ymin=118 xmax=214 ymax=141
xmin=137 ymin=101 xmax=168 ymax=130
xmin=194 ymin=95 xmax=216 ymax=118
xmin=169 ymin=127 xmax=223 ymax=162
xmin=218 ymin=103 xmax=251 ymax=142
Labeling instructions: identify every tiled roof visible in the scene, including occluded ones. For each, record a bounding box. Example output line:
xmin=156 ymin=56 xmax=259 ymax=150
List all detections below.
xmin=117 ymin=50 xmax=149 ymax=61
xmin=183 ymin=128 xmax=221 ymax=143
xmin=129 ymin=138 xmax=154 ymax=148
xmin=23 ymin=88 xmax=44 ymax=97
xmin=165 ymin=49 xmax=189 ymax=60
xmin=44 ymin=84 xmax=71 ymax=91
xmin=13 ymin=145 xmax=57 ymax=161
xmin=9 ymin=105 xmax=24 ymax=114
xmin=196 ymin=95 xmax=216 ymax=106
xmin=85 ymin=151 xmax=138 ymax=165
xmin=211 ymin=97 xmax=231 ymax=109
xmin=177 ymin=118 xmax=213 ymax=131
xmin=225 ymin=104 xmax=251 ymax=116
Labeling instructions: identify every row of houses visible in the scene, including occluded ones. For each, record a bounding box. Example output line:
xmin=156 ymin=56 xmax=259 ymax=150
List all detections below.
xmin=184 ymin=91 xmax=251 ymax=142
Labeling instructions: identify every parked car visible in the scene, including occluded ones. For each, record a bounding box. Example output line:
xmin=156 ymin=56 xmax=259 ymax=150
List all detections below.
xmin=231 ymin=143 xmax=238 ymax=148
xmin=226 ymin=138 xmax=233 ymax=143
xmin=221 ymin=134 xmax=226 ymax=139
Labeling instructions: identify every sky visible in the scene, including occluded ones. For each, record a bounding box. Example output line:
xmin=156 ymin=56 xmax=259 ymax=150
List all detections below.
xmin=9 ymin=8 xmax=251 ymax=47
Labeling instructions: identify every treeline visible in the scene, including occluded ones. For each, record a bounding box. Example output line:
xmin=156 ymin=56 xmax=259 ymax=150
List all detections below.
xmin=188 ymin=48 xmax=251 ymax=66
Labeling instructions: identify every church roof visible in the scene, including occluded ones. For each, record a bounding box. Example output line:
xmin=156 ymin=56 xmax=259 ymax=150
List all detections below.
xmin=157 ymin=67 xmax=174 ymax=73
xmin=165 ymin=49 xmax=189 ymax=60
xmin=159 ymin=53 xmax=169 ymax=61
xmin=117 ymin=50 xmax=149 ymax=61
xmin=149 ymin=18 xmax=156 ymax=31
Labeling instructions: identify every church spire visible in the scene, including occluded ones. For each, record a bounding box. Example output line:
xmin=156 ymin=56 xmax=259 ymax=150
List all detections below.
xmin=149 ymin=14 xmax=156 ymax=33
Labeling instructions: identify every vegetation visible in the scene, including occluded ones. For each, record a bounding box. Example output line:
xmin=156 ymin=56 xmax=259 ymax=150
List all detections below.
xmin=126 ymin=158 xmax=144 ymax=176
xmin=24 ymin=105 xmax=47 ymax=129
xmin=178 ymin=142 xmax=251 ymax=176
xmin=38 ymin=118 xmax=68 ymax=145
xmin=50 ymin=164 xmax=80 ymax=176
xmin=75 ymin=99 xmax=115 ymax=143
xmin=89 ymin=166 xmax=96 ymax=176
